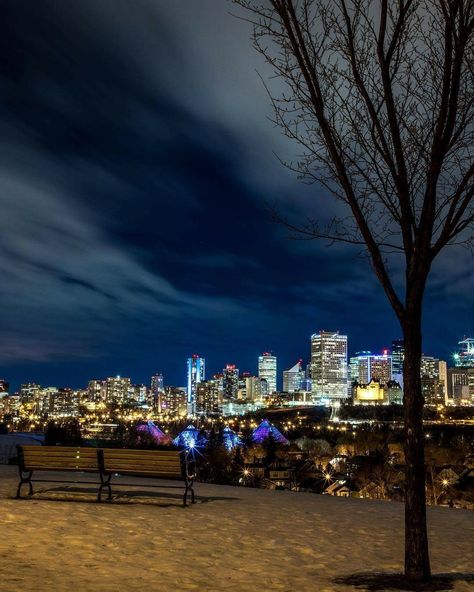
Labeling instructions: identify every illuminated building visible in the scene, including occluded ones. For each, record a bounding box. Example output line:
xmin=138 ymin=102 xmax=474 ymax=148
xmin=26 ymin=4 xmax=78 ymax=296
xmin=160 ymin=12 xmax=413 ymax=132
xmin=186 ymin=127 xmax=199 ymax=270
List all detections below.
xmin=187 ymin=355 xmax=205 ymax=415
xmin=245 ymin=376 xmax=265 ymax=402
xmin=49 ymin=388 xmax=80 ymax=418
xmin=386 ymin=380 xmax=403 ymax=404
xmin=106 ymin=376 xmax=131 ymax=406
xmin=420 ymin=356 xmax=448 ymax=406
xmin=252 ymin=419 xmax=289 ymax=445
xmin=196 ymin=379 xmax=221 ymax=415
xmin=447 ymin=367 xmax=474 ymax=405
xmin=311 ymin=331 xmax=348 ymax=403
xmin=391 ymin=339 xmax=405 ymax=384
xmin=0 ymin=380 xmax=9 ymax=394
xmin=131 ymin=384 xmax=148 ymax=405
xmin=454 ymin=337 xmax=474 ymax=367
xmin=283 ymin=360 xmax=304 ymax=393
xmin=87 ymin=379 xmax=106 ymax=403
xmin=350 ymin=351 xmax=392 ymax=385
xmin=354 ymin=379 xmax=385 ymax=404
xmin=151 ymin=373 xmax=164 ymax=411
xmin=173 ymin=424 xmax=207 ymax=449
xmin=223 ymin=364 xmax=239 ymax=400
xmin=258 ymin=352 xmax=277 ymax=393
xmin=161 ymin=386 xmax=187 ymax=416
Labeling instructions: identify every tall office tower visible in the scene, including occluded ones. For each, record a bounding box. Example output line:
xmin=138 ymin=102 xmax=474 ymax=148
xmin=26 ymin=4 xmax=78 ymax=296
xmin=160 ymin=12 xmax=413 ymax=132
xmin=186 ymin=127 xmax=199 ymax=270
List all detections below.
xmin=106 ymin=376 xmax=131 ymax=406
xmin=350 ymin=351 xmax=392 ymax=385
xmin=283 ymin=360 xmax=305 ymax=393
xmin=151 ymin=373 xmax=164 ymax=411
xmin=370 ymin=351 xmax=392 ymax=384
xmin=223 ymin=364 xmax=239 ymax=400
xmin=350 ymin=351 xmax=372 ymax=384
xmin=87 ymin=379 xmax=106 ymax=403
xmin=311 ymin=331 xmax=348 ymax=403
xmin=187 ymin=355 xmax=205 ymax=414
xmin=438 ymin=360 xmax=448 ymax=404
xmin=391 ymin=339 xmax=405 ymax=383
xmin=196 ymin=379 xmax=221 ymax=415
xmin=420 ymin=356 xmax=448 ymax=406
xmin=258 ymin=352 xmax=277 ymax=393
xmin=454 ymin=337 xmax=474 ymax=367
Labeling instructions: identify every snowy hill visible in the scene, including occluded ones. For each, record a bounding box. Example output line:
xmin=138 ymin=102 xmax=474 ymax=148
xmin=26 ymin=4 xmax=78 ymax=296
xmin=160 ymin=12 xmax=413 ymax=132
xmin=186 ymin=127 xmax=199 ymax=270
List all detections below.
xmin=0 ymin=465 xmax=472 ymax=591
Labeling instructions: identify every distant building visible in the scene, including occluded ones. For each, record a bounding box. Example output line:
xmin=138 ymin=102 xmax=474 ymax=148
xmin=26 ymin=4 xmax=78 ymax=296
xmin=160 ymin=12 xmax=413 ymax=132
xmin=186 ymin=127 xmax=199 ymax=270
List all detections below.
xmin=87 ymin=379 xmax=106 ymax=403
xmin=421 ymin=356 xmax=447 ymax=406
xmin=354 ymin=379 xmax=385 ymax=404
xmin=161 ymin=386 xmax=187 ymax=417
xmin=187 ymin=355 xmax=205 ymax=415
xmin=106 ymin=376 xmax=131 ymax=406
xmin=223 ymin=365 xmax=239 ymax=400
xmin=311 ymin=331 xmax=348 ymax=403
xmin=454 ymin=337 xmax=474 ymax=367
xmin=350 ymin=351 xmax=391 ymax=385
xmin=258 ymin=352 xmax=277 ymax=394
xmin=151 ymin=373 xmax=164 ymax=411
xmin=283 ymin=360 xmax=304 ymax=393
xmin=447 ymin=367 xmax=474 ymax=405
xmin=196 ymin=380 xmax=221 ymax=415
xmin=386 ymin=380 xmax=403 ymax=405
xmin=0 ymin=380 xmax=9 ymax=394
xmin=391 ymin=339 xmax=405 ymax=384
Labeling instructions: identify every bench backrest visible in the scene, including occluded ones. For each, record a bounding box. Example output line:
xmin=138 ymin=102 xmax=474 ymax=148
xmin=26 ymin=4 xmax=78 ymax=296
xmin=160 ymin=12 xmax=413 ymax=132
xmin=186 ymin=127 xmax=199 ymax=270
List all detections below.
xmin=99 ymin=448 xmax=184 ymax=477
xmin=18 ymin=445 xmax=99 ymax=472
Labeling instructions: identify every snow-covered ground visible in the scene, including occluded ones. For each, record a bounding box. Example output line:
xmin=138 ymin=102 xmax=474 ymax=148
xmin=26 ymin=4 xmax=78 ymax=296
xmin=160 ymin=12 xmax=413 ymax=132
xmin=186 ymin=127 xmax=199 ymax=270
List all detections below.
xmin=0 ymin=465 xmax=472 ymax=592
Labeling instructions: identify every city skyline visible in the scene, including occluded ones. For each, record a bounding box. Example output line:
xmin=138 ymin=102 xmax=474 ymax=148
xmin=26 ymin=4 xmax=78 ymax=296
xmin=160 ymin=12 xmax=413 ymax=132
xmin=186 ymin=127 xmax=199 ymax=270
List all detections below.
xmin=2 ymin=333 xmax=471 ymax=393
xmin=0 ymin=1 xmax=472 ymax=392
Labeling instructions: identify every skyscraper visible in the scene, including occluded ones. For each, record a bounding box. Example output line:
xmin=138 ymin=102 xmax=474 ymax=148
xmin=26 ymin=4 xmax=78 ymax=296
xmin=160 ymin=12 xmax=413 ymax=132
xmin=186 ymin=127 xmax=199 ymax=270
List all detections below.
xmin=391 ymin=339 xmax=405 ymax=383
xmin=258 ymin=352 xmax=277 ymax=393
xmin=223 ymin=364 xmax=239 ymax=400
xmin=350 ymin=351 xmax=392 ymax=385
xmin=311 ymin=331 xmax=348 ymax=403
xmin=187 ymin=355 xmax=205 ymax=414
xmin=151 ymin=373 xmax=164 ymax=411
xmin=283 ymin=360 xmax=304 ymax=393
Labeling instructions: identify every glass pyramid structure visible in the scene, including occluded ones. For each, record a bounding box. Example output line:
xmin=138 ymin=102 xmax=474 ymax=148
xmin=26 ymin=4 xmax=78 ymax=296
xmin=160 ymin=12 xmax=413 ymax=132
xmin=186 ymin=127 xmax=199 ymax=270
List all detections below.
xmin=135 ymin=421 xmax=171 ymax=445
xmin=172 ymin=424 xmax=208 ymax=449
xmin=251 ymin=419 xmax=289 ymax=445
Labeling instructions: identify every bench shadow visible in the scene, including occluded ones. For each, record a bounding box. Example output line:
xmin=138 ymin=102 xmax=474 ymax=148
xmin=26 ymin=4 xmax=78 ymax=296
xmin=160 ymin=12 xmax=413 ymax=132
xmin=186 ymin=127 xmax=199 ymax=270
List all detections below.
xmin=14 ymin=484 xmax=241 ymax=507
xmin=334 ymin=572 xmax=474 ymax=591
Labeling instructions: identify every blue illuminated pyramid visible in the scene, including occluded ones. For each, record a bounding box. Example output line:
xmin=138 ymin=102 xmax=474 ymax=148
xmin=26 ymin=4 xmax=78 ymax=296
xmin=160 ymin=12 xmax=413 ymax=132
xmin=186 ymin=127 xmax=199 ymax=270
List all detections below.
xmin=252 ymin=419 xmax=289 ymax=445
xmin=172 ymin=424 xmax=207 ymax=449
xmin=222 ymin=426 xmax=242 ymax=451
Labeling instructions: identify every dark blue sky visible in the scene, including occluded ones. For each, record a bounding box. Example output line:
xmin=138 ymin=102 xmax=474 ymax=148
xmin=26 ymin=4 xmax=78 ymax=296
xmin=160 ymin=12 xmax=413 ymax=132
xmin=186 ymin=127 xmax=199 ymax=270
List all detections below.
xmin=0 ymin=0 xmax=471 ymax=390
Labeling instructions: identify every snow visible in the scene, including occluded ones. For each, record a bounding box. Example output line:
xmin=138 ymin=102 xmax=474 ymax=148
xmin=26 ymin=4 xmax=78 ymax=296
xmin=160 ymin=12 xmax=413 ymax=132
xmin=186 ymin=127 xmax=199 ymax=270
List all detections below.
xmin=0 ymin=465 xmax=472 ymax=591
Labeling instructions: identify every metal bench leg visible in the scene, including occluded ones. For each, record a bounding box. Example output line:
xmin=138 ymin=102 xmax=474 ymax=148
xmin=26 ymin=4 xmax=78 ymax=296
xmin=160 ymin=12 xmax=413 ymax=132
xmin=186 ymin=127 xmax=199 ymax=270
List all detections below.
xmin=183 ymin=477 xmax=196 ymax=507
xmin=98 ymin=474 xmax=112 ymax=502
xmin=16 ymin=471 xmax=33 ymax=499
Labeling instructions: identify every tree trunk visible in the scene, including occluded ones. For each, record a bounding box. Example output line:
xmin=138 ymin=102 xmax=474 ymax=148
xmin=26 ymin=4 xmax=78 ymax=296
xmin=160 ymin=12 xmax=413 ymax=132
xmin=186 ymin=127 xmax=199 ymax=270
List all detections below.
xmin=403 ymin=304 xmax=431 ymax=581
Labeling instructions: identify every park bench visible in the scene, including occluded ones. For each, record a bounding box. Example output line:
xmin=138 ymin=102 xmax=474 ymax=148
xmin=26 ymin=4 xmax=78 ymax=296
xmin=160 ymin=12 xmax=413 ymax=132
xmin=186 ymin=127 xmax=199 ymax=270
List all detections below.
xmin=16 ymin=445 xmax=196 ymax=506
xmin=16 ymin=445 xmax=99 ymax=498
xmin=97 ymin=448 xmax=195 ymax=506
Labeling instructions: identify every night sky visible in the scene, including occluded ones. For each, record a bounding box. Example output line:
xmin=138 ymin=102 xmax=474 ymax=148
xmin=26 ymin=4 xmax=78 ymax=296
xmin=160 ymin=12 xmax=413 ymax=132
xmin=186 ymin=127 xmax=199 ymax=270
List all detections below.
xmin=0 ymin=0 xmax=472 ymax=390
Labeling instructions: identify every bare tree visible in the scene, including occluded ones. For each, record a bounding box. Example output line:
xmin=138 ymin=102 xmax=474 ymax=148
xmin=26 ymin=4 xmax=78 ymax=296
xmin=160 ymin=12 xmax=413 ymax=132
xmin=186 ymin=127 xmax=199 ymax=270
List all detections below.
xmin=234 ymin=0 xmax=474 ymax=582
